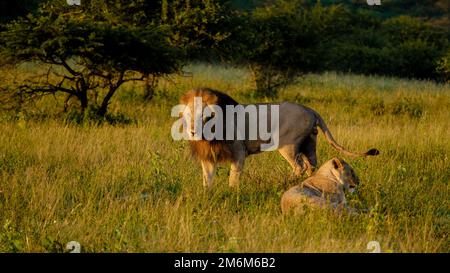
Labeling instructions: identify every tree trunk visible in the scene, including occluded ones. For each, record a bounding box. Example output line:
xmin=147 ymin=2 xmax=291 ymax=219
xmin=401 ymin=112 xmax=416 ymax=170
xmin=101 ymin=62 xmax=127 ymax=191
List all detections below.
xmin=143 ymin=74 xmax=158 ymax=101
xmin=63 ymin=94 xmax=73 ymax=112
xmin=98 ymin=86 xmax=118 ymax=117
xmin=78 ymin=91 xmax=88 ymax=115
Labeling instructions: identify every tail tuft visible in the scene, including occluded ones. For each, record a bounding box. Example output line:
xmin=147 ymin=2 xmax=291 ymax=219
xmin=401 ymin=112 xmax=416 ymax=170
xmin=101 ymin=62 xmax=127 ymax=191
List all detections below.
xmin=366 ymin=148 xmax=380 ymax=156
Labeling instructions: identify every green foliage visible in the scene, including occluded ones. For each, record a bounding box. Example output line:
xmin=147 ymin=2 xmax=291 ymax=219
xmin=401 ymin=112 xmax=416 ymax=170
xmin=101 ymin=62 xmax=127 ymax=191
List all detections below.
xmin=436 ymin=49 xmax=450 ymax=82
xmin=322 ymin=12 xmax=449 ymax=80
xmin=161 ymin=0 xmax=233 ymax=60
xmin=0 ymin=220 xmax=24 ymax=252
xmin=2 ymin=13 xmax=181 ymax=75
xmin=227 ymin=1 xmax=448 ymax=96
xmin=232 ymin=1 xmax=350 ymax=97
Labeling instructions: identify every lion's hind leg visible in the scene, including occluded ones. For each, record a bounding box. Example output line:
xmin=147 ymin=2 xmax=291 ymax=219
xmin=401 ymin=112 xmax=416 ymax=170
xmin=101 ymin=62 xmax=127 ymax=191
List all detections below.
xmin=228 ymin=141 xmax=246 ymax=188
xmin=300 ymin=133 xmax=318 ymax=176
xmin=278 ymin=144 xmax=305 ymax=177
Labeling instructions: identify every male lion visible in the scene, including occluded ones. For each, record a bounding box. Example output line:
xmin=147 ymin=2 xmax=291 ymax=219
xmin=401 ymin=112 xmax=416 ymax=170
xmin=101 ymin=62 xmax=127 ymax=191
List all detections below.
xmin=281 ymin=157 xmax=359 ymax=214
xmin=179 ymin=88 xmax=379 ymax=188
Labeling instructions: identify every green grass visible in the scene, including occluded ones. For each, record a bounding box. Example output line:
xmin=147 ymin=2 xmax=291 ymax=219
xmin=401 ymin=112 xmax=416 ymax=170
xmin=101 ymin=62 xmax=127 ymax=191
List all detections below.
xmin=0 ymin=64 xmax=449 ymax=252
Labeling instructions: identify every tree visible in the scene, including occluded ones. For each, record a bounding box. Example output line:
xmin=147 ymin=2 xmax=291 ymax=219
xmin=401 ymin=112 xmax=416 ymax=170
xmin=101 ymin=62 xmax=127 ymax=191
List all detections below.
xmin=160 ymin=0 xmax=234 ymax=61
xmin=0 ymin=1 xmax=183 ymax=117
xmin=138 ymin=0 xmax=234 ymax=99
xmin=231 ymin=1 xmax=348 ymax=97
xmin=77 ymin=0 xmax=234 ymax=100
xmin=380 ymin=15 xmax=448 ymax=79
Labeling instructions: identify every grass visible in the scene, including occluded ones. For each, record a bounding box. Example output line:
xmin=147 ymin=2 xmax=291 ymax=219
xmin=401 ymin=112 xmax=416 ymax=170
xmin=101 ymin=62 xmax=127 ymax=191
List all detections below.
xmin=0 ymin=64 xmax=449 ymax=252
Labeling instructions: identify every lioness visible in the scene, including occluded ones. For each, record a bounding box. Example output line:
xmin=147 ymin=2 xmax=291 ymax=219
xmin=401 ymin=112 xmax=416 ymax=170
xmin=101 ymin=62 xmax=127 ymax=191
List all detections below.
xmin=281 ymin=157 xmax=359 ymax=214
xmin=179 ymin=88 xmax=379 ymax=188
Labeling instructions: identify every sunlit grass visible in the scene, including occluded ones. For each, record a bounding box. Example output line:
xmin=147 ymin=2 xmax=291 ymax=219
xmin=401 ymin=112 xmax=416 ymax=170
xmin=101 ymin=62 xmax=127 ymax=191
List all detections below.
xmin=0 ymin=64 xmax=449 ymax=252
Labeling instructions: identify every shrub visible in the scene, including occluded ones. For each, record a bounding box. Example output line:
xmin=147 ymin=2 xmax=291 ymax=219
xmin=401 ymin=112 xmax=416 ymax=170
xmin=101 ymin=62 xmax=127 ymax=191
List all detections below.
xmin=391 ymin=97 xmax=423 ymax=118
xmin=436 ymin=49 xmax=450 ymax=83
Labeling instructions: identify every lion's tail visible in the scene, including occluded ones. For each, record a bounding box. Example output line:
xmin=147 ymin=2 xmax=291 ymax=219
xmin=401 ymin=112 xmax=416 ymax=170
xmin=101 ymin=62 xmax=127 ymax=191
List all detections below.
xmin=314 ymin=112 xmax=379 ymax=158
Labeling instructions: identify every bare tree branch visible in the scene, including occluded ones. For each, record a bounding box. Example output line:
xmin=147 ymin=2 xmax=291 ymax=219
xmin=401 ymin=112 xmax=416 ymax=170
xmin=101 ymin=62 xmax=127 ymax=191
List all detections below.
xmin=60 ymin=59 xmax=82 ymax=77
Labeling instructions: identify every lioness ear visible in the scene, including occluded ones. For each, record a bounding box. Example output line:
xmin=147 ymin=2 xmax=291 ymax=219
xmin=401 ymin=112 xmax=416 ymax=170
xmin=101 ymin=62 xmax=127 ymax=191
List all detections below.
xmin=332 ymin=158 xmax=343 ymax=170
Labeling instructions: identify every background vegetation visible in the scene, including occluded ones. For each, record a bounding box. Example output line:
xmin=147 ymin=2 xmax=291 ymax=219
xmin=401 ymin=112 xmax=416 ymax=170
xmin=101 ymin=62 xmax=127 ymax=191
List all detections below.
xmin=1 ymin=0 xmax=449 ymax=110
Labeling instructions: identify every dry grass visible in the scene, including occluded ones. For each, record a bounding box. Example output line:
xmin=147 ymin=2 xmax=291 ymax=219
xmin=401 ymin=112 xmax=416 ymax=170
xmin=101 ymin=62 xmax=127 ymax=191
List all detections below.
xmin=0 ymin=64 xmax=449 ymax=252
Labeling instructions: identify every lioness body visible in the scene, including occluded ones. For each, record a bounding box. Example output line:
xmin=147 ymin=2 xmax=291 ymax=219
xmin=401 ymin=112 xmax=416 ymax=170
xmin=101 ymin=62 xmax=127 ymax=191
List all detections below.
xmin=180 ymin=88 xmax=378 ymax=188
xmin=281 ymin=158 xmax=359 ymax=213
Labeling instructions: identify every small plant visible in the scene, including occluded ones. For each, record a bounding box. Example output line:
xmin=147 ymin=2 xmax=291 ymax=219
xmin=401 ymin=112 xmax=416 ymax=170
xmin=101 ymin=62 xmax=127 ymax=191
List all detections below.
xmin=436 ymin=49 xmax=450 ymax=83
xmin=370 ymin=99 xmax=386 ymax=116
xmin=391 ymin=97 xmax=423 ymax=118
xmin=0 ymin=220 xmax=24 ymax=252
xmin=42 ymin=236 xmax=64 ymax=253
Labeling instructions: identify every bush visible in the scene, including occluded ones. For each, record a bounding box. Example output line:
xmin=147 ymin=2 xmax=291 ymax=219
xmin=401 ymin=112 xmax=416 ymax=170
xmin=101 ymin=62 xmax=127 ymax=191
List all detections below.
xmin=232 ymin=1 xmax=349 ymax=97
xmin=436 ymin=49 xmax=450 ymax=82
xmin=321 ymin=13 xmax=449 ymax=80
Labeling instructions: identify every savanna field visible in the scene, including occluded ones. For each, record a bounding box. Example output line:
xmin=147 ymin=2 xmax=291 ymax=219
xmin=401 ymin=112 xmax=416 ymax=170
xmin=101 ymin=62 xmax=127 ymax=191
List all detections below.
xmin=0 ymin=64 xmax=449 ymax=252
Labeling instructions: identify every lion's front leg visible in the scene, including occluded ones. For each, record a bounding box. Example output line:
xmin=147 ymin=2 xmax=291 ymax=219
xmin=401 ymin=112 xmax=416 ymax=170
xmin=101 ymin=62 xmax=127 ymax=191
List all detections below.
xmin=201 ymin=160 xmax=216 ymax=188
xmin=228 ymin=143 xmax=246 ymax=188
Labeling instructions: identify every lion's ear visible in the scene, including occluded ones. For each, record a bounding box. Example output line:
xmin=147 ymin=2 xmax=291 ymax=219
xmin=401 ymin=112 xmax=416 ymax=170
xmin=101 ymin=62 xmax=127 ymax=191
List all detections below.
xmin=332 ymin=158 xmax=343 ymax=170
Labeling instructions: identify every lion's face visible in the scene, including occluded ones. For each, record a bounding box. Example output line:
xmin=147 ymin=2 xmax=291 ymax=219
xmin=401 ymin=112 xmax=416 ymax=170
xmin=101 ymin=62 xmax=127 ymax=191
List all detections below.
xmin=179 ymin=88 xmax=238 ymax=163
xmin=182 ymin=100 xmax=208 ymax=139
xmin=331 ymin=158 xmax=360 ymax=193
xmin=180 ymin=89 xmax=220 ymax=140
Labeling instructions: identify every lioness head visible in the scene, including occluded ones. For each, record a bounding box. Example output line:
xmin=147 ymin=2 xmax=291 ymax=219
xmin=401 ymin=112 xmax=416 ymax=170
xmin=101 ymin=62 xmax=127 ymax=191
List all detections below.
xmin=330 ymin=158 xmax=360 ymax=193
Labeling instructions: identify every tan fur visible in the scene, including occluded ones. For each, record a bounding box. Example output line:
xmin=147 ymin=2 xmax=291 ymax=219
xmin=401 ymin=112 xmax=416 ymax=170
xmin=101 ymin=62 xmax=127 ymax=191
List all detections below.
xmin=281 ymin=158 xmax=360 ymax=214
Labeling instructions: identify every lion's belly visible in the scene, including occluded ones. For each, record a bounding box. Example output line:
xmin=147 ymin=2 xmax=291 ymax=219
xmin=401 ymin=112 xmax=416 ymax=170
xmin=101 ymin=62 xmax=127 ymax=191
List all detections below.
xmin=244 ymin=140 xmax=267 ymax=154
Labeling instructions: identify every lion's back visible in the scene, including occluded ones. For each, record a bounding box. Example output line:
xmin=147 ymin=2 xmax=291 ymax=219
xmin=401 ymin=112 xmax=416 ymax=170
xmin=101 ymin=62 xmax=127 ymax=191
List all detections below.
xmin=278 ymin=102 xmax=316 ymax=145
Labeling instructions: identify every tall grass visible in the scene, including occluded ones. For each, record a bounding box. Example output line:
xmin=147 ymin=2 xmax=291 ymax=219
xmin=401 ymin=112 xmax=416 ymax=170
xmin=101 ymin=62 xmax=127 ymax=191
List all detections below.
xmin=0 ymin=64 xmax=449 ymax=252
